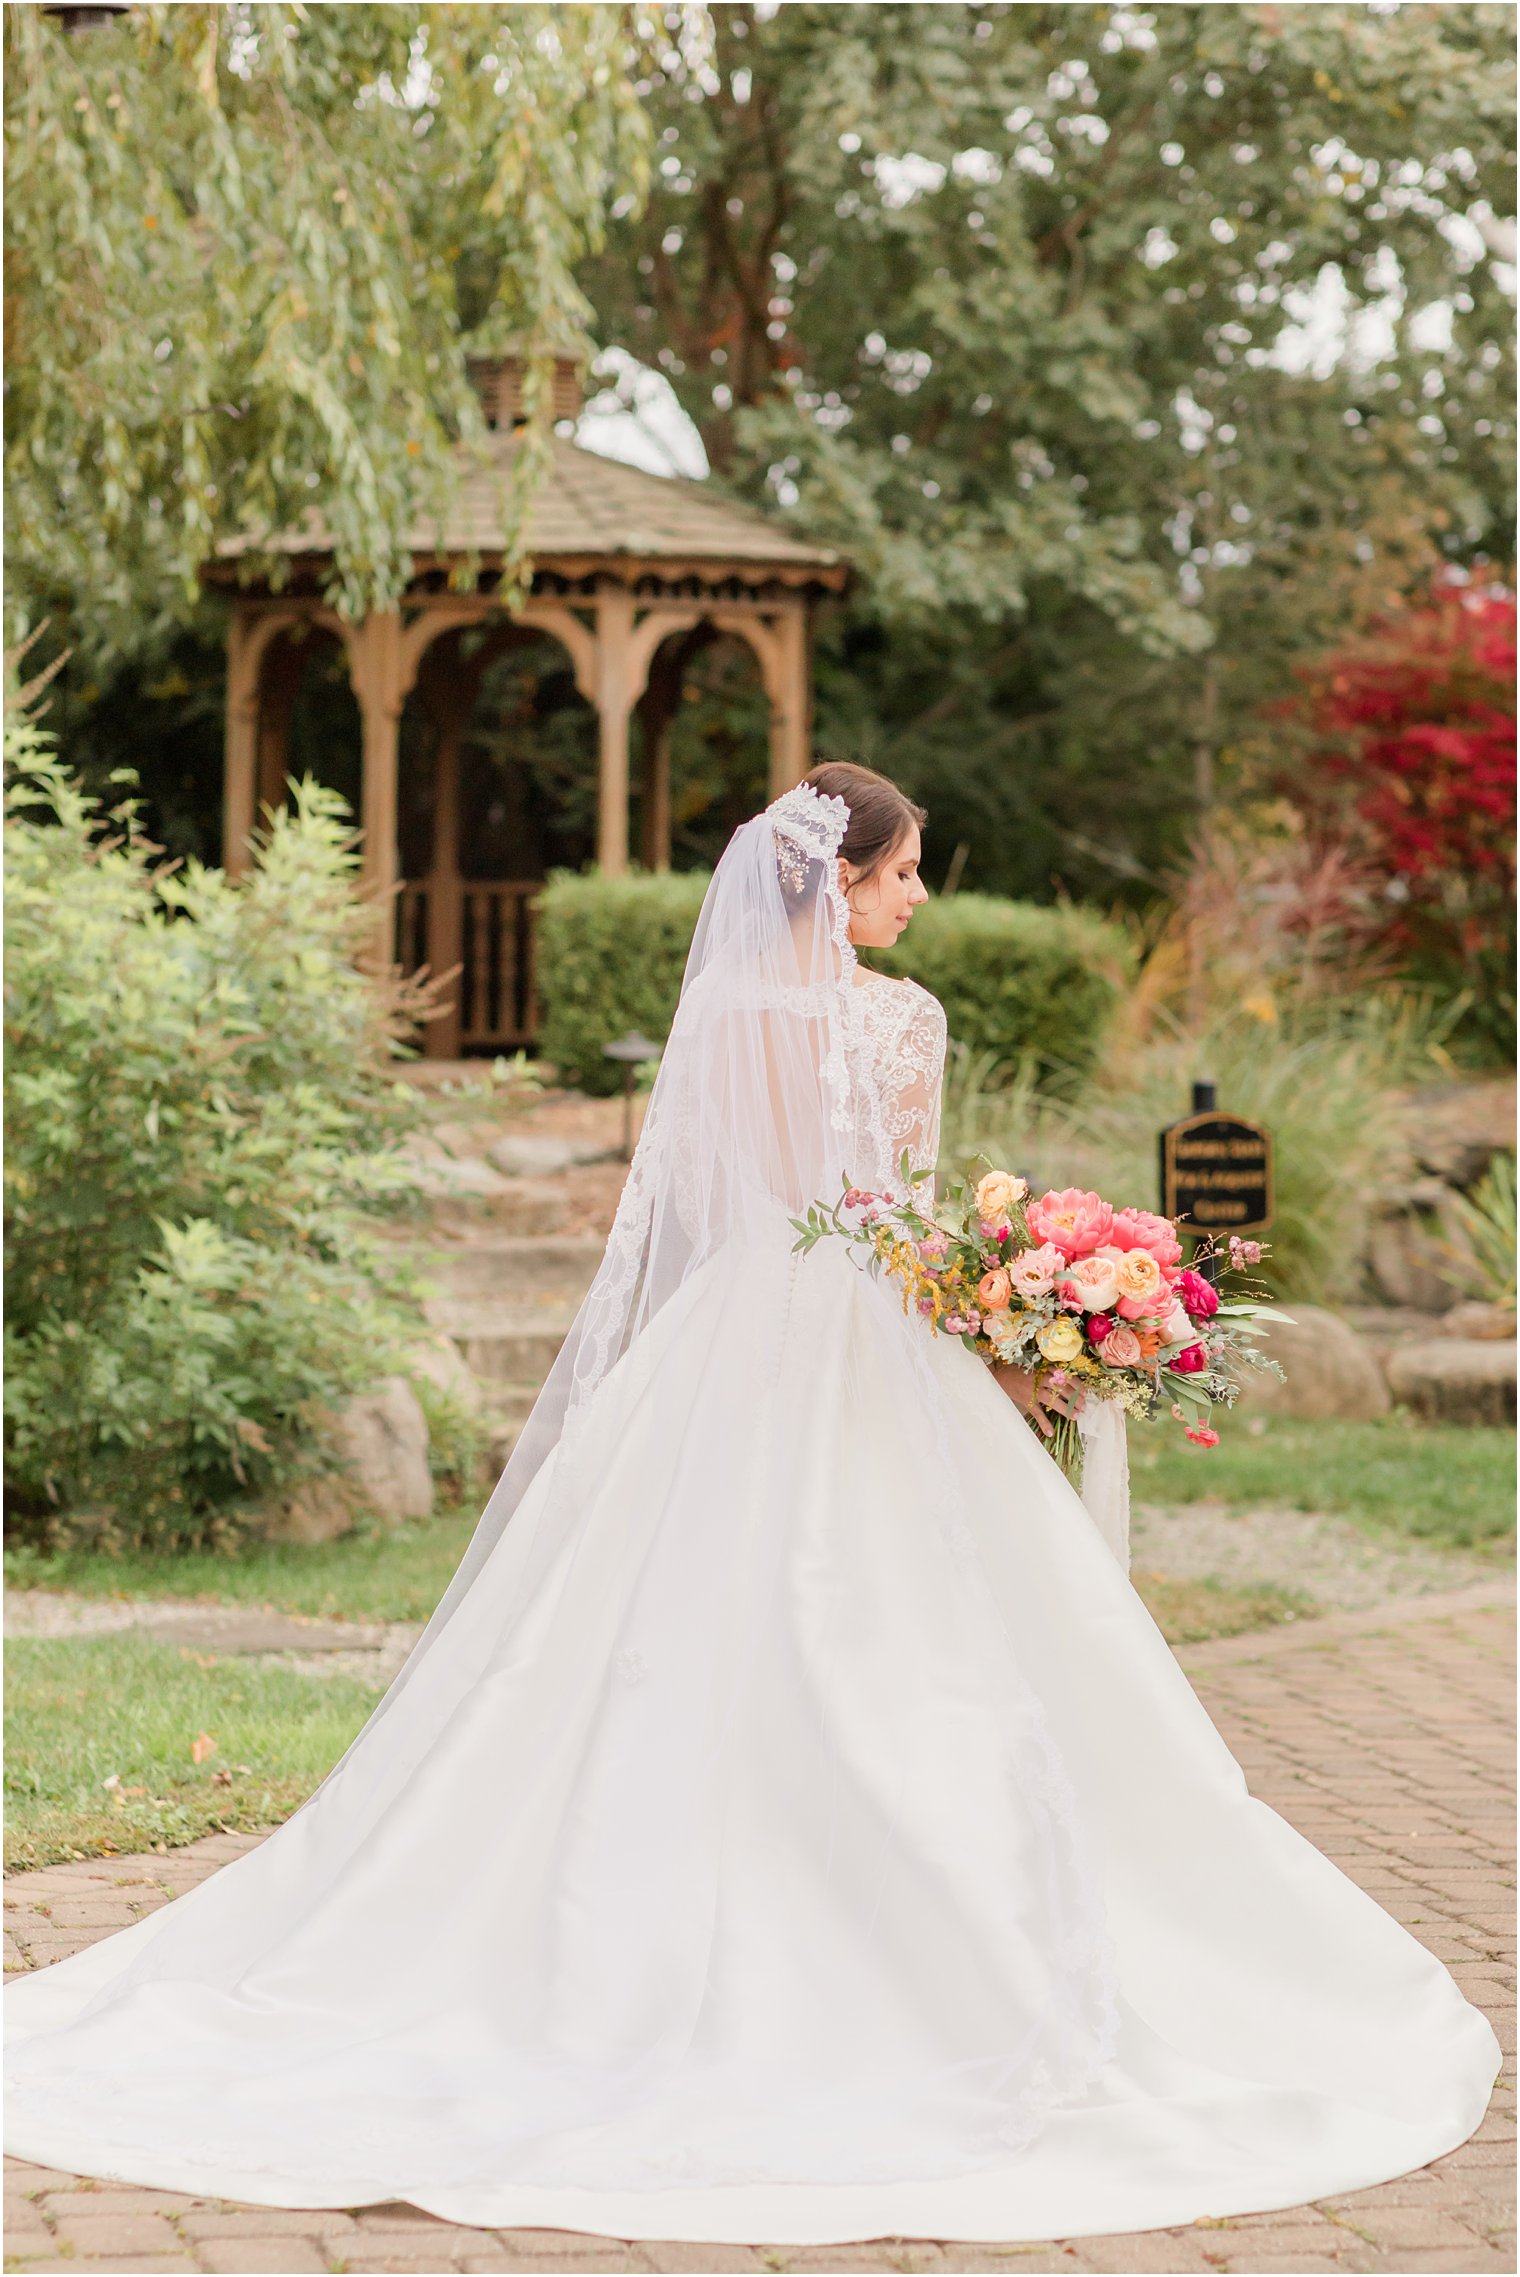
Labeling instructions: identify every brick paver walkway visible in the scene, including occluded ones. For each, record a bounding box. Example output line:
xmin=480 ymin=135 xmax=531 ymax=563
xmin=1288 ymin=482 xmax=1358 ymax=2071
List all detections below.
xmin=5 ymin=1583 xmax=1513 ymax=2277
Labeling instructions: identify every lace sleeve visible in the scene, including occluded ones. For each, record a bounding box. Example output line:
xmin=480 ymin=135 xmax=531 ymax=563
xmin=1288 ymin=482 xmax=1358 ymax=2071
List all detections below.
xmin=850 ymin=979 xmax=948 ymax=1191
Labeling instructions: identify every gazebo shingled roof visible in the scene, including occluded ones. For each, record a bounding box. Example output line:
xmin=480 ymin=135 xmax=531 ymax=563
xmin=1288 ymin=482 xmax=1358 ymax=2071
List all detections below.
xmin=213 ymin=433 xmax=848 ymax=588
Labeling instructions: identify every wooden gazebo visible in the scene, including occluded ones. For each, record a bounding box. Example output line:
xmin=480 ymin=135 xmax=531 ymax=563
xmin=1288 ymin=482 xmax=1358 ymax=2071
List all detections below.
xmin=206 ymin=356 xmax=850 ymax=1055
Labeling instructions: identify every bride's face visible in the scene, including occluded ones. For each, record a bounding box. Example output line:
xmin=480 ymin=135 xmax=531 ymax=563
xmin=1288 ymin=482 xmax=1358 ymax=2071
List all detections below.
xmin=841 ymin=825 xmax=929 ymax=948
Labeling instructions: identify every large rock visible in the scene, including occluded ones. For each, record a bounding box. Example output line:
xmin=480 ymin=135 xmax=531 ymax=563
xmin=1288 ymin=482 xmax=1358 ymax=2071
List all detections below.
xmin=1407 ymin=1075 xmax=1517 ymax=1189
xmin=1366 ymin=1179 xmax=1476 ymax=1312
xmin=404 ymin=1334 xmax=484 ymax=1418
xmin=263 ymin=1375 xmax=435 ymax=1543
xmin=486 ymin=1133 xmax=617 ymax=1179
xmin=1385 ymin=1340 xmax=1517 ymax=1427
xmin=1235 ymin=1305 xmax=1391 ymax=1421
xmin=259 ymin=1471 xmax=361 ymax=1546
xmin=330 ymin=1375 xmax=434 ymax=1523
xmin=1439 ymin=1301 xmax=1519 ymax=1343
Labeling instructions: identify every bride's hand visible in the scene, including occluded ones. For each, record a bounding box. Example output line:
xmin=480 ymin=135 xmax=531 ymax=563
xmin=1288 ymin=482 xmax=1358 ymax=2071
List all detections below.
xmin=993 ymin=1363 xmax=1085 ymax=1440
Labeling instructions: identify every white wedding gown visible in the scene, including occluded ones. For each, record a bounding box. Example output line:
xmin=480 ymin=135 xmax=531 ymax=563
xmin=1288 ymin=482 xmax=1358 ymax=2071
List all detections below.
xmin=4 ymin=790 xmax=1499 ymax=2245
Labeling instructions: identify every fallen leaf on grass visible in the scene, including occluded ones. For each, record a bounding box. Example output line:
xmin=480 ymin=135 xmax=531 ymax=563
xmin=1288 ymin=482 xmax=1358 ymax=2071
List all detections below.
xmin=190 ymin=1731 xmax=217 ymax=1765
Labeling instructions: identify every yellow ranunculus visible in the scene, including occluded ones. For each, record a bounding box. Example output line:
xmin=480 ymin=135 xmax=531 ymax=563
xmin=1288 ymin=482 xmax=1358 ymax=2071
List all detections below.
xmin=1036 ymin=1314 xmax=1084 ymax=1363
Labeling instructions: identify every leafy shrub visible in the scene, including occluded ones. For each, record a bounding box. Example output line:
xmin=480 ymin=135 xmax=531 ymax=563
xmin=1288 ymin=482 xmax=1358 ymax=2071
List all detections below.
xmin=535 ymin=869 xmax=711 ymax=1095
xmin=536 ymin=871 xmax=1129 ymax=1096
xmin=871 ymin=893 xmax=1131 ymax=1087
xmin=5 ymin=720 xmax=430 ymax=1548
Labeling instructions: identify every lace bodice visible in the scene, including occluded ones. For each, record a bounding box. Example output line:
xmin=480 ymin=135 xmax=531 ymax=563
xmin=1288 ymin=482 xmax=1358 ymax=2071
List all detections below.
xmin=845 ymin=972 xmax=947 ymax=1192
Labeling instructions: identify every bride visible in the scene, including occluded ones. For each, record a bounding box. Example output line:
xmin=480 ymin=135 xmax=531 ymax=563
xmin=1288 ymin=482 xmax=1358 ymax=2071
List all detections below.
xmin=4 ymin=763 xmax=1499 ymax=2246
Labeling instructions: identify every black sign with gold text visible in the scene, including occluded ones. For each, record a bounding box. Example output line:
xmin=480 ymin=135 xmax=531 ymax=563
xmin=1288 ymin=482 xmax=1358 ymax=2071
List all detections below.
xmin=1159 ymin=1112 xmax=1273 ymax=1233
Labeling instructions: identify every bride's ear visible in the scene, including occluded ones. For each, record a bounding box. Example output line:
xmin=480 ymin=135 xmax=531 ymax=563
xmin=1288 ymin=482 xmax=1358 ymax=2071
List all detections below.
xmin=836 ymin=854 xmax=854 ymax=903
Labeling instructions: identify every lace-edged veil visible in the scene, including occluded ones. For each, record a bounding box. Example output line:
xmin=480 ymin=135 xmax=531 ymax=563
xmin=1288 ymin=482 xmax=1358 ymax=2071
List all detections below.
xmin=349 ymin=783 xmax=860 ymax=1743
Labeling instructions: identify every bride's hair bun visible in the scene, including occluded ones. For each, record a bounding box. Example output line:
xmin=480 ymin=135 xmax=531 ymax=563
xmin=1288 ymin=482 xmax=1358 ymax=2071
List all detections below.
xmin=803 ymin=761 xmax=927 ymax=887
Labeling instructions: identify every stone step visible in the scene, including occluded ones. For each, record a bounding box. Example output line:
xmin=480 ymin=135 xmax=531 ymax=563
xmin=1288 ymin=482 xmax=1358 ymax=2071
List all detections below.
xmin=422 ymin=1298 xmax=576 ymax=1387
xmin=408 ymin=1236 xmax=604 ymax=1304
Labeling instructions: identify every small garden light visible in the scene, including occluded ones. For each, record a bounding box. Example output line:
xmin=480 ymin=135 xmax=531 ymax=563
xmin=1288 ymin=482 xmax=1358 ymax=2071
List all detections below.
xmin=603 ymin=1031 xmax=663 ymax=1161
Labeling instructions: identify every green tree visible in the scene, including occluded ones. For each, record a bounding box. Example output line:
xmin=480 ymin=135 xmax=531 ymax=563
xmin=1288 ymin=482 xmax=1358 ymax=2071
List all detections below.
xmin=581 ymin=2 xmax=1516 ymax=897
xmin=4 ymin=2 xmax=652 ymax=665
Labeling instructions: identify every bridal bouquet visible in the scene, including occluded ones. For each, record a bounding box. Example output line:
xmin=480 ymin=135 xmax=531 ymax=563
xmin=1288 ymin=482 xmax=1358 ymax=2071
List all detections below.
xmin=792 ymin=1159 xmax=1286 ymax=1479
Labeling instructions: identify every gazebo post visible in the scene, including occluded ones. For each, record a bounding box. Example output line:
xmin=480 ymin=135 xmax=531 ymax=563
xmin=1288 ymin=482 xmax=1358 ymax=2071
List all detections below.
xmin=596 ymin=587 xmax=635 ymax=876
xmin=350 ymin=610 xmax=405 ymax=955
xmin=767 ymin=598 xmax=811 ymax=795
xmin=420 ymin=649 xmax=476 ymax=1062
xmin=223 ymin=607 xmax=260 ymax=877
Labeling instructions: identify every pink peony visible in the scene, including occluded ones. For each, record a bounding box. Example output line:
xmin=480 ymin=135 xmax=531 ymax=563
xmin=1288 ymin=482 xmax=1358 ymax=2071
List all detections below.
xmin=1185 ymin=1424 xmax=1221 ymax=1447
xmin=1109 ymin=1208 xmax=1184 ymax=1269
xmin=1168 ymin=1342 xmax=1208 ymax=1374
xmin=1100 ymin=1324 xmax=1143 ymax=1368
xmin=1026 ymin=1187 xmax=1114 ymax=1261
xmin=1176 ymin=1267 xmax=1219 ymax=1319
xmin=1088 ymin=1313 xmax=1115 ymax=1344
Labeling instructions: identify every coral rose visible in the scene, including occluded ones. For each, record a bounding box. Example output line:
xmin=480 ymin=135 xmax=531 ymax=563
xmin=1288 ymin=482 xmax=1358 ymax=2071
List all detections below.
xmin=1176 ymin=1266 xmax=1219 ymax=1319
xmin=975 ymin=1170 xmax=1027 ymax=1222
xmin=1168 ymin=1342 xmax=1208 ymax=1374
xmin=1009 ymin=1242 xmax=1064 ymax=1298
xmin=1036 ymin=1314 xmax=1085 ymax=1363
xmin=977 ymin=1268 xmax=1012 ymax=1310
xmin=1025 ymin=1187 xmax=1114 ymax=1260
xmin=1100 ymin=1324 xmax=1143 ymax=1368
xmin=1109 ymin=1208 xmax=1183 ymax=1268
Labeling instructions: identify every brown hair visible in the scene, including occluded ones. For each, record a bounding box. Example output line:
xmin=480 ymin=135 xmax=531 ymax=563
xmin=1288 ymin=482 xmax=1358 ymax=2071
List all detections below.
xmin=803 ymin=761 xmax=926 ymax=884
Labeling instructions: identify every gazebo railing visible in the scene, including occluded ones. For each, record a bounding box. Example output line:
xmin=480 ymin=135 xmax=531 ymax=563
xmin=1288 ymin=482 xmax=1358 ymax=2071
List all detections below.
xmin=396 ymin=880 xmax=540 ymax=1053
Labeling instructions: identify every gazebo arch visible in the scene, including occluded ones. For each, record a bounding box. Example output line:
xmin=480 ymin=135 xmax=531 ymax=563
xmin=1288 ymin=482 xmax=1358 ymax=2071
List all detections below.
xmin=205 ymin=356 xmax=851 ymax=1055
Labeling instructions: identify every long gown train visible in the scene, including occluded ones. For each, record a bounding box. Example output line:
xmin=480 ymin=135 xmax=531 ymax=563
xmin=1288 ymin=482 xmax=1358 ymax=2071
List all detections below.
xmin=3 ymin=1234 xmax=1499 ymax=2240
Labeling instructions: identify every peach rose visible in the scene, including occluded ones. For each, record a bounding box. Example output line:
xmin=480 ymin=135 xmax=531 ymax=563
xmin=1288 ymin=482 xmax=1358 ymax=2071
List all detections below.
xmin=975 ymin=1170 xmax=1027 ymax=1223
xmin=1100 ymin=1323 xmax=1143 ymax=1368
xmin=1159 ymin=1301 xmax=1195 ymax=1347
xmin=1009 ymin=1242 xmax=1064 ymax=1299
xmin=1109 ymin=1207 xmax=1183 ymax=1269
xmin=977 ymin=1267 xmax=1012 ymax=1310
xmin=1025 ymin=1186 xmax=1114 ymax=1261
xmin=1113 ymin=1248 xmax=1164 ymax=1305
xmin=1064 ymin=1253 xmax=1120 ymax=1313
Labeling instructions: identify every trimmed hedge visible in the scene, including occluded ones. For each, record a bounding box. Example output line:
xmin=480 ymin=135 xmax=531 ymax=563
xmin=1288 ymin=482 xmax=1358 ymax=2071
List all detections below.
xmin=536 ymin=869 xmax=711 ymax=1095
xmin=870 ymin=893 xmax=1130 ymax=1086
xmin=537 ymin=872 xmax=1129 ymax=1095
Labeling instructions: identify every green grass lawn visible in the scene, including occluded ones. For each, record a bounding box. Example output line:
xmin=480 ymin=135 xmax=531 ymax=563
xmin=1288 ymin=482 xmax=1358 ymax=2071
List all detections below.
xmin=3 ymin=1508 xmax=482 ymax=1624
xmin=1130 ymin=1417 xmax=1516 ymax=1554
xmin=5 ymin=1632 xmax=382 ymax=1872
